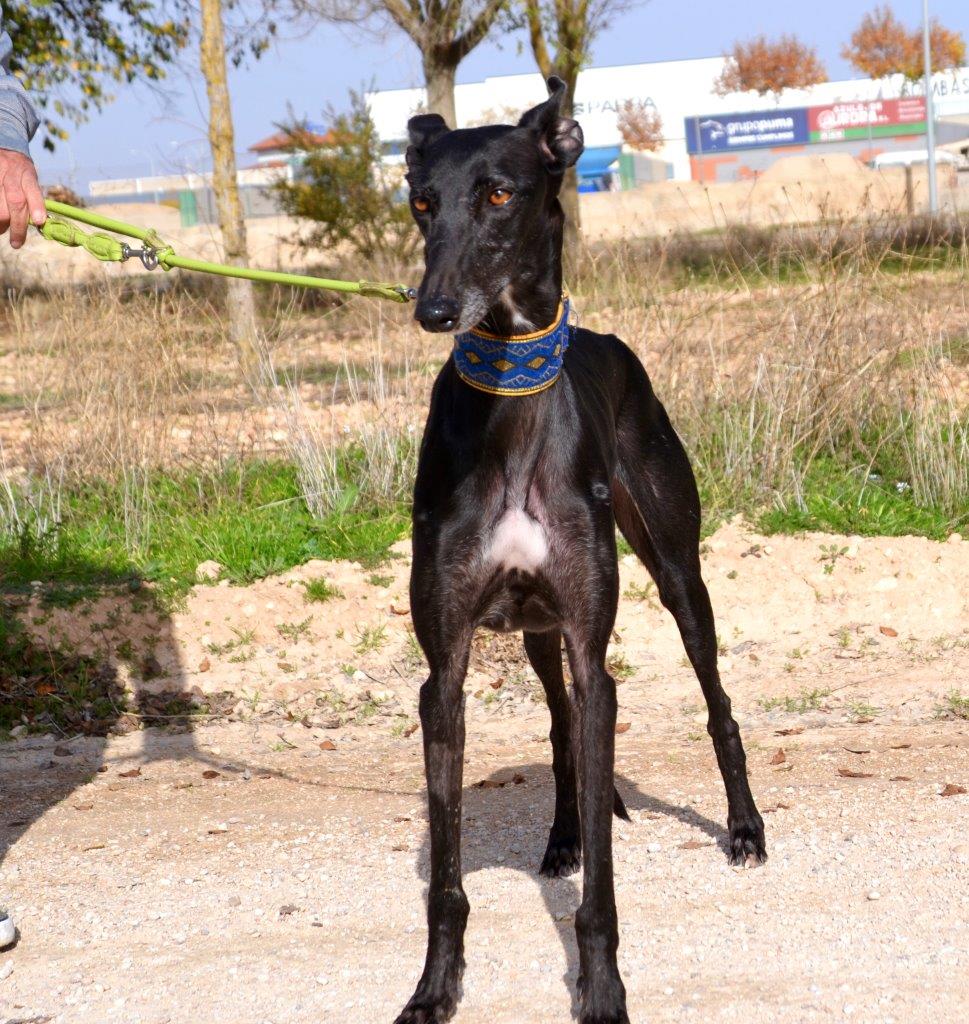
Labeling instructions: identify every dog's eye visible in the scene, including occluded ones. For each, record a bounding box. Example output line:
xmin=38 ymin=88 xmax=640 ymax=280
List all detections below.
xmin=488 ymin=188 xmax=513 ymax=206
xmin=412 ymin=197 xmax=430 ymax=213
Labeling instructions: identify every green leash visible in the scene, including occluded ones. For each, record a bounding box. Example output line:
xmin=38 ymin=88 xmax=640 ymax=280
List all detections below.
xmin=34 ymin=199 xmax=415 ymax=304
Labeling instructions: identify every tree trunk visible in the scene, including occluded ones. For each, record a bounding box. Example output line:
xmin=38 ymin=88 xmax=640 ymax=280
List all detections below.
xmin=558 ymin=78 xmax=582 ymax=269
xmin=199 ymin=0 xmax=260 ymax=381
xmin=423 ymin=54 xmax=458 ymax=129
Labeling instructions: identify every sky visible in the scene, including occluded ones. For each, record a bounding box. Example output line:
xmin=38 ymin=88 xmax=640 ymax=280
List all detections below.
xmin=32 ymin=0 xmax=969 ymax=189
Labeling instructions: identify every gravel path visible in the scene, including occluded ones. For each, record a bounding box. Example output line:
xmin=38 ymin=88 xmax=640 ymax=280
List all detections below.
xmin=1 ymin=713 xmax=966 ymax=1024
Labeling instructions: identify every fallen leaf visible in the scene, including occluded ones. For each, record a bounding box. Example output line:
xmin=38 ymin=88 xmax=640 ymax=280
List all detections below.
xmin=890 ymin=743 xmax=911 ymax=750
xmin=319 ymin=739 xmax=336 ymax=751
xmin=82 ymin=843 xmax=106 ymax=852
xmin=940 ymin=783 xmax=966 ymax=797
xmin=392 ymin=843 xmax=409 ymax=852
xmin=838 ymin=767 xmax=874 ymax=779
xmin=173 ymin=781 xmax=193 ymax=790
xmin=762 ymin=802 xmax=792 ymax=814
xmin=207 ymin=823 xmax=229 ymax=835
xmin=889 ymin=776 xmax=911 ymax=782
xmin=97 ymin=765 xmax=108 ymax=773
xmin=36 ymin=683 xmax=56 ymax=696
xmin=53 ymin=745 xmax=73 ymax=757
xmin=390 ymin=604 xmax=410 ymax=616
xmin=393 ymin=815 xmax=411 ymax=823
xmin=678 ymin=839 xmax=713 ymax=849
xmin=198 ymin=656 xmax=211 ymax=673
xmin=490 ymin=677 xmax=504 ymax=690
xmin=879 ymin=625 xmax=898 ymax=637
xmin=770 ymin=748 xmax=786 ymax=765
xmin=403 ymin=723 xmax=419 ymax=738
xmin=279 ymin=904 xmax=299 ymax=916
xmin=474 ymin=779 xmax=505 ymax=789
xmin=202 ymin=769 xmax=221 ymax=780
xmin=843 ymin=746 xmax=872 ymax=754
xmin=775 ymin=727 xmax=804 ymax=736
xmin=854 ymin=717 xmax=874 ymax=724
xmin=118 ymin=768 xmax=142 ymax=779
xmin=73 ymin=802 xmax=94 ymax=811
xmin=615 ymin=722 xmax=631 ymax=735
xmin=512 ymin=773 xmax=526 ymax=785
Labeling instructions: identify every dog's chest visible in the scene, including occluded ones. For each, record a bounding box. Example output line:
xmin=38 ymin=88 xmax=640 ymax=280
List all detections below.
xmin=485 ymin=508 xmax=548 ymax=573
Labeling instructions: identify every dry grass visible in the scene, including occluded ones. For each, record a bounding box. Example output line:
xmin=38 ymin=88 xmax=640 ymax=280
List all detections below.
xmin=0 ymin=213 xmax=966 ymax=554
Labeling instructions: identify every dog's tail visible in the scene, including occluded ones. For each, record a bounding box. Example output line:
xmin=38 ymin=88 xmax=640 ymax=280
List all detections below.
xmin=613 ymin=786 xmax=631 ymax=821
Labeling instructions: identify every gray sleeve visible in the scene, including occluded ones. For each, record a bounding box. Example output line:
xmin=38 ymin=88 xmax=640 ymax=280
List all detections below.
xmin=0 ymin=12 xmax=39 ymax=156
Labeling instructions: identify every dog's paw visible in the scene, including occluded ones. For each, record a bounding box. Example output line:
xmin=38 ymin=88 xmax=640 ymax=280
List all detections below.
xmin=727 ymin=813 xmax=767 ymax=866
xmin=578 ymin=972 xmax=630 ymax=1024
xmin=393 ymin=995 xmax=457 ymax=1024
xmin=539 ymin=832 xmax=581 ymax=877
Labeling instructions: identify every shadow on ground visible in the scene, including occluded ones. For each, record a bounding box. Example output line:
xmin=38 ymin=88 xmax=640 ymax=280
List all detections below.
xmin=0 ymin=554 xmax=207 ymax=944
xmin=410 ymin=762 xmax=729 ymax=1019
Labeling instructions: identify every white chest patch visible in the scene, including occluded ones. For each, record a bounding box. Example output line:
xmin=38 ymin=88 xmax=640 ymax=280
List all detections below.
xmin=486 ymin=509 xmax=548 ymax=573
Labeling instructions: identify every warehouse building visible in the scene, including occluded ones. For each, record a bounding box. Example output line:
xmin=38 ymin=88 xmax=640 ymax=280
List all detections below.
xmin=366 ymin=58 xmax=969 ymax=189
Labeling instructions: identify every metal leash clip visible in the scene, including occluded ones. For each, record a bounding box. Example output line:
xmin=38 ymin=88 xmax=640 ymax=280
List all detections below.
xmin=120 ymin=242 xmax=160 ymax=271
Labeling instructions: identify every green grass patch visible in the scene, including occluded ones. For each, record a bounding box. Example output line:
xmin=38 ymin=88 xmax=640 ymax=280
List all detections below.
xmin=756 ymin=457 xmax=964 ymax=540
xmin=0 ymin=460 xmax=408 ymax=605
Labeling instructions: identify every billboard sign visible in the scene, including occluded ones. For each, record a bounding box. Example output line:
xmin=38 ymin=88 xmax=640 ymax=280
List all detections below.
xmin=807 ymin=97 xmax=926 ymax=142
xmin=685 ymin=108 xmax=809 ymax=154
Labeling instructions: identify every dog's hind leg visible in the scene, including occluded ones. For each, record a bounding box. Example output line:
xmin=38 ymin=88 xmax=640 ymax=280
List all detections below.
xmin=613 ymin=373 xmax=766 ymax=866
xmin=525 ymin=631 xmax=632 ymax=878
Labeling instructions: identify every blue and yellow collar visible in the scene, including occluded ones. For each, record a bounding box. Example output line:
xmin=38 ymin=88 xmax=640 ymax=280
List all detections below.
xmin=452 ymin=295 xmax=572 ymax=396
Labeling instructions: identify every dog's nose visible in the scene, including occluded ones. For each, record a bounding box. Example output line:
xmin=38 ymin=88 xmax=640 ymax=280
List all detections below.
xmin=416 ymin=295 xmax=461 ymax=333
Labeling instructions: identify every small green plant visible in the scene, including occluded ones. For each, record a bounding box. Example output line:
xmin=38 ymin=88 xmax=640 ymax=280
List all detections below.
xmin=205 ymin=626 xmax=256 ymax=657
xmin=622 ymin=580 xmax=659 ymax=608
xmin=847 ymin=701 xmax=880 ymax=720
xmin=403 ymin=630 xmax=424 ymax=670
xmin=606 ymin=651 xmax=636 ymax=681
xmin=758 ymin=688 xmax=830 ymax=714
xmin=277 ymin=616 xmax=314 ymax=643
xmin=819 ymin=543 xmax=849 ymax=575
xmin=367 ymin=573 xmax=394 ymax=588
xmin=303 ymin=578 xmax=343 ymax=603
xmin=936 ymin=690 xmax=969 ymax=720
xmin=354 ymin=622 xmax=388 ymax=655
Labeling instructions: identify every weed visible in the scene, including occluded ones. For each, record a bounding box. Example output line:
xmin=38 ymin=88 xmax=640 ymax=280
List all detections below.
xmin=758 ymin=688 xmax=830 ymax=714
xmin=303 ymin=578 xmax=343 ymax=603
xmin=354 ymin=622 xmax=388 ymax=655
xmin=276 ymin=616 xmax=314 ymax=643
xmin=818 ymin=543 xmax=850 ymax=575
xmin=623 ymin=579 xmax=659 ymax=608
xmin=847 ymin=701 xmax=880 ymax=720
xmin=606 ymin=651 xmax=636 ymax=681
xmin=936 ymin=690 xmax=969 ymax=720
xmin=367 ymin=573 xmax=394 ymax=588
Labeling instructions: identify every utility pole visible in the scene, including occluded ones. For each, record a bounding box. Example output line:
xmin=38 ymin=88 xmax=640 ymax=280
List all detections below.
xmin=922 ymin=0 xmax=939 ymax=213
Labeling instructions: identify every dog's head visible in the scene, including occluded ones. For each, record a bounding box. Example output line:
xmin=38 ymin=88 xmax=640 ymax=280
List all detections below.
xmin=405 ymin=76 xmax=583 ymax=333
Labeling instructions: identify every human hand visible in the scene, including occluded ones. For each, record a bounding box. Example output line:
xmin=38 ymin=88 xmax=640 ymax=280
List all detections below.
xmin=0 ymin=148 xmax=45 ymax=249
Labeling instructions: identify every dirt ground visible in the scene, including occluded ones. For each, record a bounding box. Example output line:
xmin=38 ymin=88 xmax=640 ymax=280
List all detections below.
xmin=2 ymin=522 xmax=968 ymax=1024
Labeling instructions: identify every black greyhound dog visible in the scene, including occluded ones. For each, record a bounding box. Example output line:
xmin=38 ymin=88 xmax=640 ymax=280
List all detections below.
xmin=396 ymin=77 xmax=766 ymax=1024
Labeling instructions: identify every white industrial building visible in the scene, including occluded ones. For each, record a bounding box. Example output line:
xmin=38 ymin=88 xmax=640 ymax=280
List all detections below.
xmin=367 ymin=57 xmax=969 ymax=189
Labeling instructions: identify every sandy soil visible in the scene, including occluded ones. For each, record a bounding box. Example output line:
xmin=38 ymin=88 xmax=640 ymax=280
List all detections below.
xmin=2 ymin=522 xmax=968 ymax=1023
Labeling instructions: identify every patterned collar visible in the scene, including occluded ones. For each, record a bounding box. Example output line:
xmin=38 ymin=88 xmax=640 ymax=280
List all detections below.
xmin=452 ymin=295 xmax=572 ymax=396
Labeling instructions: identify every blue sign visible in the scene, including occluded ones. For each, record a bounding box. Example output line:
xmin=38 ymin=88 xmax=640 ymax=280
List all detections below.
xmin=685 ymin=108 xmax=809 ymax=154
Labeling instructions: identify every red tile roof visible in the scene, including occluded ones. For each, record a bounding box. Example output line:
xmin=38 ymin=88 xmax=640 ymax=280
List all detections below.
xmin=249 ymin=128 xmax=333 ymax=153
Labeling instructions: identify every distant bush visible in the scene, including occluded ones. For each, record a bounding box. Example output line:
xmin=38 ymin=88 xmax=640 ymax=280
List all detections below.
xmin=274 ymin=89 xmax=418 ymax=266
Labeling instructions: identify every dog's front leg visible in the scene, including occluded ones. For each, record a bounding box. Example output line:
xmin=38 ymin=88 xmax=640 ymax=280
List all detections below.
xmin=566 ymin=630 xmax=630 ymax=1024
xmin=395 ymin=637 xmax=471 ymax=1024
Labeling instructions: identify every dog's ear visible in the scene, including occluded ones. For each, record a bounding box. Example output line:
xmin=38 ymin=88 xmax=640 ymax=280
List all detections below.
xmin=517 ymin=76 xmax=584 ymax=174
xmin=405 ymin=114 xmax=450 ymax=169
